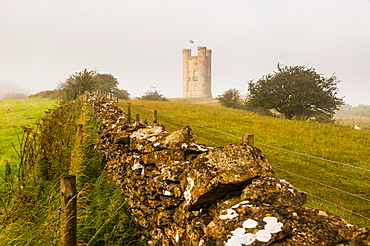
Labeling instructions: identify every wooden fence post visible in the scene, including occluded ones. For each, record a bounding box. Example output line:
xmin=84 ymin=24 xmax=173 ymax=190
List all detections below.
xmin=153 ymin=110 xmax=158 ymax=124
xmin=127 ymin=103 xmax=132 ymax=123
xmin=61 ymin=175 xmax=77 ymax=246
xmin=77 ymin=124 xmax=83 ymax=145
xmin=136 ymin=113 xmax=140 ymax=122
xmin=242 ymin=134 xmax=254 ymax=146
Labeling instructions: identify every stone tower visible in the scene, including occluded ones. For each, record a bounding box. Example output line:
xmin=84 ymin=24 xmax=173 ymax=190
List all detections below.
xmin=182 ymin=46 xmax=212 ymax=98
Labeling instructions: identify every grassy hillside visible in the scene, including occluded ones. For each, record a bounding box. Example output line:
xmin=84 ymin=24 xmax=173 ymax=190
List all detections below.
xmin=0 ymin=98 xmax=56 ymax=170
xmin=1 ymin=97 xmax=368 ymax=244
xmin=0 ymin=99 xmax=143 ymax=245
xmin=121 ymin=99 xmax=370 ymax=227
xmin=334 ymin=116 xmax=370 ymax=129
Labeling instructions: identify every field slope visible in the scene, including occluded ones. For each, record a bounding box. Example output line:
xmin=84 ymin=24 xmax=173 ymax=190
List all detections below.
xmin=0 ymin=98 xmax=144 ymax=245
xmin=0 ymin=98 xmax=56 ymax=169
xmin=121 ymin=99 xmax=370 ymax=227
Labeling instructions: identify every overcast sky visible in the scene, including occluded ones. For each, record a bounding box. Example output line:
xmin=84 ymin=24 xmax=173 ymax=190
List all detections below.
xmin=1 ymin=0 xmax=369 ymax=105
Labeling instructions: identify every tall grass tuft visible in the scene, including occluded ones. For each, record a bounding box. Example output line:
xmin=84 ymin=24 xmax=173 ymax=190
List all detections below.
xmin=0 ymin=99 xmax=143 ymax=245
xmin=123 ymin=99 xmax=370 ymax=227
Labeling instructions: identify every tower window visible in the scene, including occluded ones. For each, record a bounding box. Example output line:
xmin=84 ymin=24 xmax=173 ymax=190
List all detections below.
xmin=193 ymin=71 xmax=198 ymax=81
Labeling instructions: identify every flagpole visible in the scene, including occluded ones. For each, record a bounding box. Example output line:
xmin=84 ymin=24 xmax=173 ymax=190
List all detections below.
xmin=189 ymin=40 xmax=194 ymax=54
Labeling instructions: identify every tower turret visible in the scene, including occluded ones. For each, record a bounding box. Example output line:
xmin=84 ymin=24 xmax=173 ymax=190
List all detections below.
xmin=182 ymin=46 xmax=212 ymax=98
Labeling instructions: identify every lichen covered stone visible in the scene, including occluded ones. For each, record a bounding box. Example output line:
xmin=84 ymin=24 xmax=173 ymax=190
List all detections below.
xmin=89 ymin=94 xmax=369 ymax=246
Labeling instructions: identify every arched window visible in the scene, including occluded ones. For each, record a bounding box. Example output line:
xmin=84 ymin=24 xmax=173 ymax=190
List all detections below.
xmin=193 ymin=71 xmax=198 ymax=81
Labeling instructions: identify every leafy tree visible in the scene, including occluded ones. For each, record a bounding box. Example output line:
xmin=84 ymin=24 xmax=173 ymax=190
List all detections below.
xmin=96 ymin=73 xmax=119 ymax=93
xmin=247 ymin=64 xmax=344 ymax=120
xmin=138 ymin=86 xmax=168 ymax=101
xmin=58 ymin=70 xmax=128 ymax=101
xmin=113 ymin=88 xmax=130 ymax=100
xmin=59 ymin=69 xmax=100 ymax=100
xmin=217 ymin=88 xmax=243 ymax=108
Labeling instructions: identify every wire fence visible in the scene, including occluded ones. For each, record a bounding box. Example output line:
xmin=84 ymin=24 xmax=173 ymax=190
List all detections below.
xmin=119 ymin=102 xmax=370 ymax=225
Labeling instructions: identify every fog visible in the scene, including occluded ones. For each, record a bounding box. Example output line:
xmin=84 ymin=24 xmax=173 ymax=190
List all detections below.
xmin=1 ymin=0 xmax=369 ymax=105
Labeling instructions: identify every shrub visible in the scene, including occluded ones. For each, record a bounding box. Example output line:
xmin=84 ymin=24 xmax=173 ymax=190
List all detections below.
xmin=217 ymin=88 xmax=243 ymax=109
xmin=138 ymin=87 xmax=168 ymax=101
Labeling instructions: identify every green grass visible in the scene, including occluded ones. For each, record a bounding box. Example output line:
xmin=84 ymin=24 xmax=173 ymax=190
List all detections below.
xmin=0 ymin=98 xmax=56 ymax=171
xmin=0 ymin=99 xmax=143 ymax=245
xmin=121 ymin=99 xmax=370 ymax=227
xmin=1 ymin=97 xmax=368 ymax=243
xmin=335 ymin=118 xmax=370 ymax=129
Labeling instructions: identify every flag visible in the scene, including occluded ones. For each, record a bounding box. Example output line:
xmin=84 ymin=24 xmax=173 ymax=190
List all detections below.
xmin=189 ymin=40 xmax=194 ymax=44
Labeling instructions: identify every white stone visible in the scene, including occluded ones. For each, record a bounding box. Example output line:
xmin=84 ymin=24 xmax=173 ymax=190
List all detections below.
xmin=232 ymin=200 xmax=250 ymax=209
xmin=263 ymin=216 xmax=283 ymax=233
xmin=184 ymin=177 xmax=194 ymax=204
xmin=242 ymin=219 xmax=258 ymax=229
xmin=232 ymin=228 xmax=246 ymax=236
xmin=263 ymin=217 xmax=278 ymax=224
xmin=255 ymin=230 xmax=271 ymax=242
xmin=197 ymin=145 xmax=209 ymax=151
xmin=207 ymin=221 xmax=216 ymax=228
xmin=318 ymin=210 xmax=328 ymax=217
xmin=225 ymin=231 xmax=256 ymax=246
xmin=219 ymin=209 xmax=238 ymax=220
xmin=225 ymin=216 xmax=284 ymax=246
xmin=288 ymin=188 xmax=295 ymax=193
xmin=131 ymin=163 xmax=143 ymax=170
xmin=239 ymin=201 xmax=250 ymax=206
xmin=141 ymin=167 xmax=145 ymax=176
xmin=231 ymin=204 xmax=239 ymax=209
xmin=148 ymin=136 xmax=157 ymax=141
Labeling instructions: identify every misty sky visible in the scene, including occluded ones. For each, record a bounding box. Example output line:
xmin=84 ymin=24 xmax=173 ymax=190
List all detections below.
xmin=1 ymin=0 xmax=369 ymax=105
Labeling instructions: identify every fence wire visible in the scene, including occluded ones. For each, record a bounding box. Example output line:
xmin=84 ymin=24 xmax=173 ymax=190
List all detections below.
xmin=272 ymin=166 xmax=370 ymax=203
xmin=121 ymin=102 xmax=370 ymax=223
xmin=301 ymin=190 xmax=370 ymax=221
xmin=51 ymin=206 xmax=61 ymax=246
xmin=127 ymin=109 xmax=220 ymax=146
xmin=128 ymin=104 xmax=370 ymax=172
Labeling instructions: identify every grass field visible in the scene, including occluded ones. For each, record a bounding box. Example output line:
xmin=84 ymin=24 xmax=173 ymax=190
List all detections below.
xmin=333 ymin=116 xmax=370 ymax=129
xmin=0 ymin=98 xmax=56 ymax=170
xmin=0 ymin=95 xmax=370 ymax=236
xmin=120 ymin=99 xmax=370 ymax=227
xmin=0 ymin=99 xmax=143 ymax=245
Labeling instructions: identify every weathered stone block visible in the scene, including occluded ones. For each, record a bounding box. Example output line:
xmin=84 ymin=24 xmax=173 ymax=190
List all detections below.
xmin=180 ymin=143 xmax=275 ymax=210
xmin=90 ymin=95 xmax=369 ymax=246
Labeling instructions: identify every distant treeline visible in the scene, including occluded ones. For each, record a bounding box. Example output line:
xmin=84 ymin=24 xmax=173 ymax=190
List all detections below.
xmin=336 ymin=104 xmax=370 ymax=117
xmin=29 ymin=89 xmax=62 ymax=99
xmin=0 ymin=90 xmax=60 ymax=100
xmin=2 ymin=92 xmax=29 ymax=99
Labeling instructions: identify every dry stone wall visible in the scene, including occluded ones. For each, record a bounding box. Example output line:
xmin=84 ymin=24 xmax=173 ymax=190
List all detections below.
xmin=88 ymin=95 xmax=369 ymax=246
